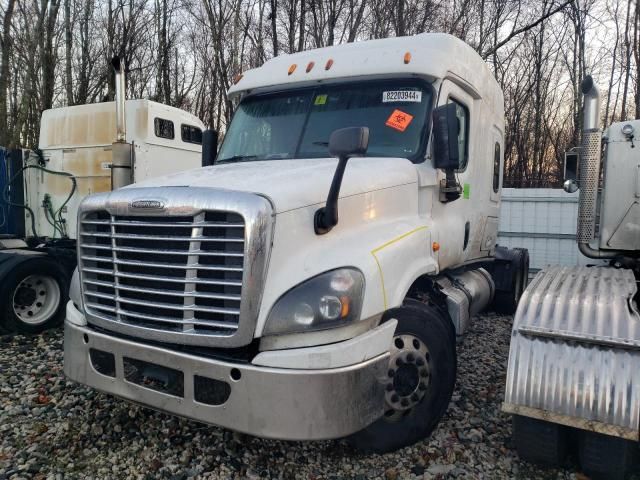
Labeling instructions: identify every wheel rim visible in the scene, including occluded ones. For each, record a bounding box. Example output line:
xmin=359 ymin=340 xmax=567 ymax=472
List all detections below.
xmin=12 ymin=274 xmax=61 ymax=325
xmin=383 ymin=333 xmax=432 ymax=422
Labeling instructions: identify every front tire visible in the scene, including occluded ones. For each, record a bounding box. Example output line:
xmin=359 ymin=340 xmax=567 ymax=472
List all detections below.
xmin=348 ymin=300 xmax=456 ymax=453
xmin=0 ymin=257 xmax=69 ymax=334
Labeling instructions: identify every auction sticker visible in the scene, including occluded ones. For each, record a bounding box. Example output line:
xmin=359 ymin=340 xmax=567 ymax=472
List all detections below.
xmin=385 ymin=109 xmax=414 ymax=132
xmin=382 ymin=90 xmax=422 ymax=102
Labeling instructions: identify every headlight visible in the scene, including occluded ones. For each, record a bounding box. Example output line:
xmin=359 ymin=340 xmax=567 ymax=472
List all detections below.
xmin=264 ymin=268 xmax=365 ymax=335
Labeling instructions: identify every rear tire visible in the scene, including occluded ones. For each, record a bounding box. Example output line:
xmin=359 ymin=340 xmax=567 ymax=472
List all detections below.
xmin=512 ymin=415 xmax=568 ymax=467
xmin=347 ymin=300 xmax=456 ymax=453
xmin=579 ymin=430 xmax=636 ymax=480
xmin=0 ymin=257 xmax=69 ymax=334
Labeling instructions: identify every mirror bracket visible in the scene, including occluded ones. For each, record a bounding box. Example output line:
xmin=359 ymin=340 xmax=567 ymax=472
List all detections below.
xmin=315 ymin=127 xmax=369 ymax=235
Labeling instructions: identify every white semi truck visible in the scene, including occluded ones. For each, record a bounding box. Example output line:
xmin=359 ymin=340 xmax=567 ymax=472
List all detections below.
xmin=63 ymin=33 xmax=528 ymax=452
xmin=0 ymin=58 xmax=206 ymax=334
xmin=504 ymin=77 xmax=640 ymax=479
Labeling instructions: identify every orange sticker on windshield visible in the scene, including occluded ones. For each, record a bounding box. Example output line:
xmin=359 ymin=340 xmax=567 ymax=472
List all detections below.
xmin=385 ymin=109 xmax=413 ymax=132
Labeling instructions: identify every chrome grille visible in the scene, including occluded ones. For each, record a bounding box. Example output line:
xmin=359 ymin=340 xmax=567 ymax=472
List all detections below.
xmin=79 ymin=211 xmax=246 ymax=339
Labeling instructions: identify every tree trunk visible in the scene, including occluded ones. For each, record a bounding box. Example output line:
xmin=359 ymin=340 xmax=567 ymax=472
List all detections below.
xmin=0 ymin=0 xmax=17 ymax=146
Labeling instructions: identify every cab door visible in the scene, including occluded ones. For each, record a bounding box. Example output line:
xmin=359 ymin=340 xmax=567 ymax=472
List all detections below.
xmin=431 ymin=78 xmax=481 ymax=267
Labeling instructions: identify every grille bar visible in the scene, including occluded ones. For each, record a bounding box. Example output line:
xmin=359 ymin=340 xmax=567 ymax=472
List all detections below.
xmin=80 ymin=255 xmax=244 ymax=271
xmin=85 ymin=302 xmax=240 ymax=330
xmin=80 ymin=244 xmax=244 ymax=257
xmin=80 ymin=232 xmax=244 ymax=243
xmin=81 ymin=267 xmax=243 ymax=287
xmin=82 ymin=219 xmax=244 ymax=228
xmin=84 ymin=291 xmax=241 ymax=315
xmin=84 ymin=279 xmax=241 ymax=301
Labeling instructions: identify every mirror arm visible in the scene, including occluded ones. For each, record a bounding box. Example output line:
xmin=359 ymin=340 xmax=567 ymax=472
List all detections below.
xmin=315 ymin=155 xmax=348 ymax=235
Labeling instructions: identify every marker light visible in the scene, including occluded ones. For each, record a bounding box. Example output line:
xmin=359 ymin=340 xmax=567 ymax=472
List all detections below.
xmin=622 ymin=124 xmax=635 ymax=138
xmin=325 ymin=59 xmax=334 ymax=70
xmin=404 ymin=52 xmax=411 ymax=64
xmin=233 ymin=73 xmax=243 ymax=84
xmin=432 ymin=241 xmax=440 ymax=252
xmin=306 ymin=61 xmax=315 ymax=73
xmin=288 ymin=64 xmax=297 ymax=75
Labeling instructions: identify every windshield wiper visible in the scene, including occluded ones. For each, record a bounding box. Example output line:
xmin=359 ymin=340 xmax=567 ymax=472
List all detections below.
xmin=217 ymin=155 xmax=258 ymax=164
xmin=312 ymin=141 xmax=329 ymax=147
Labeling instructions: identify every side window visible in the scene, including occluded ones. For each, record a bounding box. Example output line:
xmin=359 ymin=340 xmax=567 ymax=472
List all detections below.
xmin=181 ymin=124 xmax=203 ymax=144
xmin=448 ymin=98 xmax=469 ymax=170
xmin=493 ymin=142 xmax=501 ymax=192
xmin=154 ymin=118 xmax=175 ymax=139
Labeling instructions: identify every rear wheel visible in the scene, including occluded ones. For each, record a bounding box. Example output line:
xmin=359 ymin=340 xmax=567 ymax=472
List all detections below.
xmin=348 ymin=300 xmax=456 ymax=453
xmin=579 ymin=430 xmax=637 ymax=480
xmin=512 ymin=415 xmax=568 ymax=467
xmin=0 ymin=257 xmax=69 ymax=334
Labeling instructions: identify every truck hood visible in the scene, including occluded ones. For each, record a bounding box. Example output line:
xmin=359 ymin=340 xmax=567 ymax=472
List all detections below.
xmin=131 ymin=157 xmax=418 ymax=213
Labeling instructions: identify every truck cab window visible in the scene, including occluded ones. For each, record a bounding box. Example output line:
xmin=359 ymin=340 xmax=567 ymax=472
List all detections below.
xmin=217 ymin=80 xmax=432 ymax=164
xmin=449 ymin=98 xmax=469 ymax=170
xmin=154 ymin=118 xmax=175 ymax=139
xmin=181 ymin=124 xmax=203 ymax=144
xmin=493 ymin=142 xmax=501 ymax=192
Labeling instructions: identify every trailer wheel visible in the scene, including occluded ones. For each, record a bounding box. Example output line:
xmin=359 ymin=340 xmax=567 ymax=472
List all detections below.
xmin=493 ymin=247 xmax=529 ymax=315
xmin=347 ymin=300 xmax=456 ymax=453
xmin=579 ymin=430 xmax=637 ymax=480
xmin=0 ymin=257 xmax=69 ymax=334
xmin=512 ymin=415 xmax=568 ymax=467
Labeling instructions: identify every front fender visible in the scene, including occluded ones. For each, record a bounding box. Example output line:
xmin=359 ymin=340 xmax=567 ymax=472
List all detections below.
xmin=256 ymin=183 xmax=436 ymax=336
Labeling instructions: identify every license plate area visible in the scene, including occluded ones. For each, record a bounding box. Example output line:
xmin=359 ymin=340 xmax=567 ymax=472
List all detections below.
xmin=123 ymin=357 xmax=184 ymax=397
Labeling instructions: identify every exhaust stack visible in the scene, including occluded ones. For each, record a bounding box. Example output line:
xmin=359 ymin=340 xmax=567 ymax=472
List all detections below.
xmin=577 ymin=76 xmax=615 ymax=259
xmin=110 ymin=56 xmax=133 ymax=189
xmin=112 ymin=57 xmax=127 ymax=143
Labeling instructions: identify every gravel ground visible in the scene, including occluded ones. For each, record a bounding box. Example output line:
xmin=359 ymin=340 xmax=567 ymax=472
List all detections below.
xmin=0 ymin=314 xmax=592 ymax=479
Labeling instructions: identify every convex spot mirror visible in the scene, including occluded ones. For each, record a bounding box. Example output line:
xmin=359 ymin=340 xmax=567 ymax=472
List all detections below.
xmin=432 ymin=103 xmax=461 ymax=170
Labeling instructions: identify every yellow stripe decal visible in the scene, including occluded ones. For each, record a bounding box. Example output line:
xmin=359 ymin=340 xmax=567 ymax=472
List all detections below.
xmin=370 ymin=226 xmax=428 ymax=310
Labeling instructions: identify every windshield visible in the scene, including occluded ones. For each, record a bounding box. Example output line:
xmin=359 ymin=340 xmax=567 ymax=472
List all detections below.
xmin=217 ymin=79 xmax=432 ymax=163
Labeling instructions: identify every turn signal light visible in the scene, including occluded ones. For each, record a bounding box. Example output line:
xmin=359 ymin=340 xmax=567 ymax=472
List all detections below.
xmin=288 ymin=64 xmax=297 ymax=75
xmin=340 ymin=296 xmax=350 ymax=318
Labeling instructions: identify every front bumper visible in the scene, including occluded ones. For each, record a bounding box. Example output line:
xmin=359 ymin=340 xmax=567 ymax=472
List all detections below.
xmin=64 ymin=317 xmax=389 ymax=440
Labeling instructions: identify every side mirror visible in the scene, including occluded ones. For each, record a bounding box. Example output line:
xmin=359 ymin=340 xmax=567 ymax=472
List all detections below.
xmin=202 ymin=129 xmax=218 ymax=167
xmin=314 ymin=127 xmax=369 ymax=235
xmin=562 ymin=150 xmax=579 ymax=193
xmin=564 ymin=150 xmax=579 ymax=182
xmin=432 ymin=103 xmax=460 ymax=170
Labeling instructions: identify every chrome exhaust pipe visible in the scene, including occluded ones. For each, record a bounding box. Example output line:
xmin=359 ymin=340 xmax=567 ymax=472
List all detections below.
xmin=110 ymin=56 xmax=133 ymax=189
xmin=577 ymin=75 xmax=615 ymax=259
xmin=111 ymin=56 xmax=126 ymax=143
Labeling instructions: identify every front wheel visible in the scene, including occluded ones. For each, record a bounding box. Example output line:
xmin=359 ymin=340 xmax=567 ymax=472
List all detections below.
xmin=347 ymin=300 xmax=456 ymax=453
xmin=0 ymin=257 xmax=69 ymax=334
